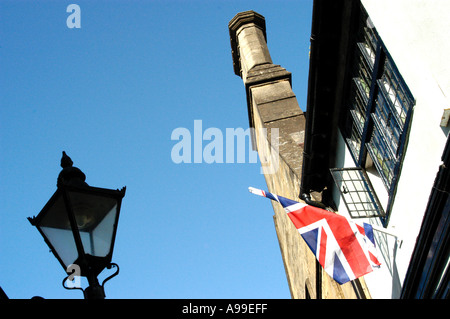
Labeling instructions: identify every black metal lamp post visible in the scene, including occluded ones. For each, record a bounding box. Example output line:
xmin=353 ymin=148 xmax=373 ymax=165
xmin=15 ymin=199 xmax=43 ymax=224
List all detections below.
xmin=28 ymin=152 xmax=126 ymax=299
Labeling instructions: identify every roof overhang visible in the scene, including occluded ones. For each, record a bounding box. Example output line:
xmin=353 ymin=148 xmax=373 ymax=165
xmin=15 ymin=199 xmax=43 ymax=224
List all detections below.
xmin=301 ymin=0 xmax=360 ymax=196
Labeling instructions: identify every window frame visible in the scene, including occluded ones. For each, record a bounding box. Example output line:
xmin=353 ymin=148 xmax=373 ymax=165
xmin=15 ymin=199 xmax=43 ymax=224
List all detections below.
xmin=330 ymin=168 xmax=385 ymax=219
xmin=337 ymin=6 xmax=415 ymax=225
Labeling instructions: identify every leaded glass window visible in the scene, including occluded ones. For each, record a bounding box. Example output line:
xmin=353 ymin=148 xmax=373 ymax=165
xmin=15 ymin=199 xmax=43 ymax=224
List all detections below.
xmin=337 ymin=5 xmax=415 ymax=222
xmin=330 ymin=168 xmax=385 ymax=218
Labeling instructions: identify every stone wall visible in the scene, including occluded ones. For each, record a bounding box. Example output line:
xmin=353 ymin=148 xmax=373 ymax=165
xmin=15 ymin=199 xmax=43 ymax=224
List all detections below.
xmin=229 ymin=10 xmax=368 ymax=299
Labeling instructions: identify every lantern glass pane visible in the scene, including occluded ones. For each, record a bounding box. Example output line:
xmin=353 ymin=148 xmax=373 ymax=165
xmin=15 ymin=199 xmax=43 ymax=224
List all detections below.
xmin=38 ymin=194 xmax=78 ymax=268
xmin=40 ymin=227 xmax=78 ymax=268
xmin=68 ymin=190 xmax=119 ymax=258
xmin=78 ymin=204 xmax=118 ymax=257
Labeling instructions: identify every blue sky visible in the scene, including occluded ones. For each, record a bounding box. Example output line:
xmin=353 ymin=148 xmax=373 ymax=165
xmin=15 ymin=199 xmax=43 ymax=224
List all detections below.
xmin=0 ymin=0 xmax=313 ymax=299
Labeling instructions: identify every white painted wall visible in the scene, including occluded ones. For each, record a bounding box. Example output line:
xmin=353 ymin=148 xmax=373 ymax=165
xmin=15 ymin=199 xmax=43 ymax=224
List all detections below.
xmin=362 ymin=0 xmax=450 ymax=104
xmin=331 ymin=0 xmax=450 ymax=298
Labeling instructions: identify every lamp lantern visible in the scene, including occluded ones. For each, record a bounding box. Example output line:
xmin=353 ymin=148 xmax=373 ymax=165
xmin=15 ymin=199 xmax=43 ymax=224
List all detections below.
xmin=28 ymin=152 xmax=126 ymax=299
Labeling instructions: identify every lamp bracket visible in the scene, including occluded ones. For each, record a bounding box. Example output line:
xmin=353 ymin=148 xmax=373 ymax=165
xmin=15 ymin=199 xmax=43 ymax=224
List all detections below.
xmin=62 ymin=275 xmax=84 ymax=292
xmin=61 ymin=262 xmax=119 ymax=298
xmin=101 ymin=262 xmax=120 ymax=289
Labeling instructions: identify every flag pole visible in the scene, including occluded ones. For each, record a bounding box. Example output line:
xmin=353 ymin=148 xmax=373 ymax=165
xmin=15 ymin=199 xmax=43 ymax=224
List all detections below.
xmin=368 ymin=224 xmax=403 ymax=248
xmin=248 ymin=187 xmax=264 ymax=197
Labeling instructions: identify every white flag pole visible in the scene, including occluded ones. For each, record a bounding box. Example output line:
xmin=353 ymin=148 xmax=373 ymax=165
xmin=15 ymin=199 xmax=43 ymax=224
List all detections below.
xmin=368 ymin=224 xmax=403 ymax=248
xmin=248 ymin=187 xmax=265 ymax=197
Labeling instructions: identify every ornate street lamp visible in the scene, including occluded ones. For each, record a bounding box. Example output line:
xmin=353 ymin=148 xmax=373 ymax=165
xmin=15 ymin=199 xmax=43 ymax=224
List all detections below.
xmin=28 ymin=152 xmax=126 ymax=299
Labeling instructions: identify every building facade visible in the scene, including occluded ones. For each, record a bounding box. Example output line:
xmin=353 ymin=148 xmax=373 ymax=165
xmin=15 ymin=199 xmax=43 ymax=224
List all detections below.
xmin=302 ymin=0 xmax=449 ymax=298
xmin=229 ymin=10 xmax=370 ymax=299
xmin=230 ymin=0 xmax=449 ymax=299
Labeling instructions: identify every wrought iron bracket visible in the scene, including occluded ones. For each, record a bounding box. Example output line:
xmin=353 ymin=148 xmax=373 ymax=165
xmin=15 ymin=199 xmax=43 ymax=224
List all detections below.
xmin=62 ymin=262 xmax=120 ymax=299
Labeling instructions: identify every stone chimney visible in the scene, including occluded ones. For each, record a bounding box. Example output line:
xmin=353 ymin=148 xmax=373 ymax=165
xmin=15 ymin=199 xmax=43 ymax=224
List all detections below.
xmin=229 ymin=11 xmax=309 ymax=298
xmin=228 ymin=10 xmax=302 ymax=173
xmin=229 ymin=11 xmax=272 ymax=80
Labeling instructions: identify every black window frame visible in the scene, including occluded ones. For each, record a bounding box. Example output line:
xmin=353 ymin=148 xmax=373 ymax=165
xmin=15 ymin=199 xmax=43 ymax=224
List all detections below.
xmin=338 ymin=6 xmax=415 ymax=226
xmin=330 ymin=167 xmax=385 ymax=219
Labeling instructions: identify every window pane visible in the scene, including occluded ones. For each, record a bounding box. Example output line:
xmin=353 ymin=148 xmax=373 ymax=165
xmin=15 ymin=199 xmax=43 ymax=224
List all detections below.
xmin=372 ymin=99 xmax=401 ymax=156
xmin=379 ymin=59 xmax=414 ymax=125
xmin=330 ymin=168 xmax=385 ymax=218
xmin=367 ymin=126 xmax=396 ymax=189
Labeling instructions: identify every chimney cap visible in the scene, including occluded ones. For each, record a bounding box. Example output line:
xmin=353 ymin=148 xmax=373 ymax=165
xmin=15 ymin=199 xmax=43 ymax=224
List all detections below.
xmin=228 ymin=11 xmax=267 ymax=76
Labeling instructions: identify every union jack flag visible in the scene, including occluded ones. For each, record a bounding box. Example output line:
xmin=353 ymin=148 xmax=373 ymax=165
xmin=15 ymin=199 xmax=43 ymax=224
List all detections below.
xmin=249 ymin=187 xmax=381 ymax=284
